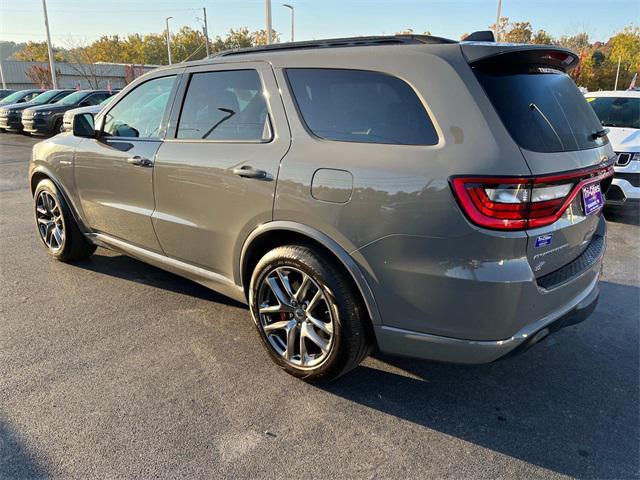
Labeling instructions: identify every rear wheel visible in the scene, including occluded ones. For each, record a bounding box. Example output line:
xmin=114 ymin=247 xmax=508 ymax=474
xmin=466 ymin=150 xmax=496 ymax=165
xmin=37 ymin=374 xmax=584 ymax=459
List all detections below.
xmin=250 ymin=245 xmax=371 ymax=382
xmin=34 ymin=179 xmax=96 ymax=262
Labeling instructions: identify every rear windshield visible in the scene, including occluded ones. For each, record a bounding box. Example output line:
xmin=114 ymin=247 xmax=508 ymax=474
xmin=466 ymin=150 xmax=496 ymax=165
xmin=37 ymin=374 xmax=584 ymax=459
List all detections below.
xmin=586 ymin=96 xmax=639 ymax=129
xmin=474 ymin=66 xmax=607 ymax=153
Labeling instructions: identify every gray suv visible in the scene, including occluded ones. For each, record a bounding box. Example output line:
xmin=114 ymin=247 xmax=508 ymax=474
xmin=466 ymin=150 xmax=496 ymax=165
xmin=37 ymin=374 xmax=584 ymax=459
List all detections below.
xmin=29 ymin=33 xmax=615 ymax=381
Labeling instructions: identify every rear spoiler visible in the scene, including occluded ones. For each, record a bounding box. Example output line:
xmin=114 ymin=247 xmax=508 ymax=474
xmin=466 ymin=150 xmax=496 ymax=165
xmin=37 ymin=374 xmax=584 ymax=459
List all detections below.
xmin=460 ymin=43 xmax=579 ymax=72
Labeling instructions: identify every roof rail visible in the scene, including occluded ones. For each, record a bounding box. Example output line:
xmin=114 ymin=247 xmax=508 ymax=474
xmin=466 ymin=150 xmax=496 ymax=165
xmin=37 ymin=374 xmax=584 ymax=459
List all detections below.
xmin=213 ymin=34 xmax=457 ymax=58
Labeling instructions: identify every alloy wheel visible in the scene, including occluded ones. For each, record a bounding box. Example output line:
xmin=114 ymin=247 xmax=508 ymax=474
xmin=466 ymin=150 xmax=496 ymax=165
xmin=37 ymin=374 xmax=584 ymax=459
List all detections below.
xmin=36 ymin=191 xmax=65 ymax=252
xmin=257 ymin=266 xmax=335 ymax=368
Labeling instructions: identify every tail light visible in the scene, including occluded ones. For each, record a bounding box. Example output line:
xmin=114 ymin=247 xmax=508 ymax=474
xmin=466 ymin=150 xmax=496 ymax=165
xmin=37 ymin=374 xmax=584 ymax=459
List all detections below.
xmin=451 ymin=164 xmax=614 ymax=230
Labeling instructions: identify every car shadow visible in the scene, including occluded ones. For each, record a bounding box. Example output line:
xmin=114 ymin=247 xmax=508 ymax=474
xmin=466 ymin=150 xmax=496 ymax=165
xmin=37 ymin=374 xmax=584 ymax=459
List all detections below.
xmin=71 ymin=251 xmax=245 ymax=308
xmin=0 ymin=419 xmax=50 ymax=479
xmin=320 ymin=281 xmax=639 ymax=479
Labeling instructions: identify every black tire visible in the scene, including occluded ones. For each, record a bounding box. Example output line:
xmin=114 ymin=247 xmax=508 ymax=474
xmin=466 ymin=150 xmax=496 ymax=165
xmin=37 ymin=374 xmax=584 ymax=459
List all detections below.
xmin=53 ymin=118 xmax=64 ymax=135
xmin=250 ymin=244 xmax=371 ymax=382
xmin=34 ymin=179 xmax=96 ymax=262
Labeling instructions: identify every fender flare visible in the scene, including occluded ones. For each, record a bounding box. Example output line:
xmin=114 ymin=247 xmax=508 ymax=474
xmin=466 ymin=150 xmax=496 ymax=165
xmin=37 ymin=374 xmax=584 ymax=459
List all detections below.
xmin=238 ymin=220 xmax=382 ymax=325
xmin=29 ymin=165 xmax=91 ymax=234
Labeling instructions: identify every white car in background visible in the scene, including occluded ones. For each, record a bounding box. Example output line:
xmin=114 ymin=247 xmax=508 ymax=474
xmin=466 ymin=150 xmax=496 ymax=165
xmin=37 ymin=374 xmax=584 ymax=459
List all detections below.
xmin=62 ymin=94 xmax=118 ymax=132
xmin=585 ymin=90 xmax=640 ymax=205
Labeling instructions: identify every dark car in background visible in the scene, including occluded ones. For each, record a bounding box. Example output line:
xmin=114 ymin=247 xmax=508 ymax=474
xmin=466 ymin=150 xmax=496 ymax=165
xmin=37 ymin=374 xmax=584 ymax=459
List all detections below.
xmin=0 ymin=89 xmax=44 ymax=106
xmin=0 ymin=89 xmax=16 ymax=100
xmin=62 ymin=93 xmax=120 ymax=131
xmin=0 ymin=89 xmax=74 ymax=132
xmin=22 ymin=89 xmax=113 ymax=135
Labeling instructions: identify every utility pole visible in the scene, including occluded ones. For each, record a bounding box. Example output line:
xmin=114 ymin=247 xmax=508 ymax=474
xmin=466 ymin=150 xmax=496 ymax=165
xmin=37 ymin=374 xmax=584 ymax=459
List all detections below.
xmin=41 ymin=0 xmax=58 ymax=88
xmin=202 ymin=7 xmax=210 ymax=57
xmin=494 ymin=0 xmax=502 ymax=42
xmin=166 ymin=16 xmax=173 ymax=65
xmin=614 ymin=56 xmax=621 ymax=90
xmin=266 ymin=0 xmax=273 ymax=44
xmin=283 ymin=4 xmax=294 ymax=42
xmin=0 ymin=61 xmax=6 ymax=89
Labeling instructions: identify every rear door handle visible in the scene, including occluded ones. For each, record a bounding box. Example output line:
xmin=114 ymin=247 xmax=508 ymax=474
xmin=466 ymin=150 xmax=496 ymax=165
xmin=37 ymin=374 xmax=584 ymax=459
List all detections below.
xmin=232 ymin=165 xmax=268 ymax=179
xmin=127 ymin=156 xmax=153 ymax=167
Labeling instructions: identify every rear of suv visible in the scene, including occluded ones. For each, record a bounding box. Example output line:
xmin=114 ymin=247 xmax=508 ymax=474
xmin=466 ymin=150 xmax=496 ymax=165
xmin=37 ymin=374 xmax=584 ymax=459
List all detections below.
xmin=29 ymin=34 xmax=614 ymax=381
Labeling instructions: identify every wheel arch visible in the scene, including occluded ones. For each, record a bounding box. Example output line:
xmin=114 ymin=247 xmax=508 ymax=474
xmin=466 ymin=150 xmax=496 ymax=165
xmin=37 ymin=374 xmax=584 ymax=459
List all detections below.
xmin=29 ymin=166 xmax=90 ymax=234
xmin=239 ymin=221 xmax=382 ymax=325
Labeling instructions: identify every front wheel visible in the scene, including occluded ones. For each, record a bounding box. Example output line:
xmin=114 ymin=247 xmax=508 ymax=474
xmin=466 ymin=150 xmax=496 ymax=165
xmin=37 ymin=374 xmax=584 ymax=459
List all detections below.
xmin=34 ymin=179 xmax=96 ymax=261
xmin=250 ymin=245 xmax=371 ymax=382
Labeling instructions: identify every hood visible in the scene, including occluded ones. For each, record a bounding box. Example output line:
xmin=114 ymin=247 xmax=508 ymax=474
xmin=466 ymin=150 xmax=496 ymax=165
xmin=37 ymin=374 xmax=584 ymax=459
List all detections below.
xmin=606 ymin=127 xmax=640 ymax=153
xmin=24 ymin=103 xmax=70 ymax=114
xmin=64 ymin=104 xmax=103 ymax=117
xmin=3 ymin=101 xmax=40 ymax=113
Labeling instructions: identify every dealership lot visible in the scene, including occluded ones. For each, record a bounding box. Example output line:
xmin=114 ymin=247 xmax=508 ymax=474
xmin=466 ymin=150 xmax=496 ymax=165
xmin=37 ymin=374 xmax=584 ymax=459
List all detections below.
xmin=0 ymin=133 xmax=638 ymax=478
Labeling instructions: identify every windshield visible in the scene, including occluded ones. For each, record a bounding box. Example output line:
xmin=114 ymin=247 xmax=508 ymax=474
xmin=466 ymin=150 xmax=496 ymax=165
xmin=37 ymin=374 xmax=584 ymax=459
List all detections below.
xmin=474 ymin=66 xmax=607 ymax=153
xmin=58 ymin=91 xmax=89 ymax=106
xmin=0 ymin=90 xmax=31 ymax=105
xmin=32 ymin=90 xmax=67 ymax=105
xmin=586 ymin=96 xmax=640 ymax=129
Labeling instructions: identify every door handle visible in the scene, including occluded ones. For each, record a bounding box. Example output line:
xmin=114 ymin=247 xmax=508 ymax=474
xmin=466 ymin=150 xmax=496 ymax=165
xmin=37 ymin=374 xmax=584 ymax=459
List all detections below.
xmin=127 ymin=155 xmax=153 ymax=167
xmin=232 ymin=165 xmax=268 ymax=179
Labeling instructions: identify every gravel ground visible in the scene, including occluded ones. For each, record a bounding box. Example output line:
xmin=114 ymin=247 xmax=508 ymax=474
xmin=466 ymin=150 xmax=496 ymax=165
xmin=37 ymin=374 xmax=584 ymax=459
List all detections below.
xmin=1 ymin=133 xmax=638 ymax=479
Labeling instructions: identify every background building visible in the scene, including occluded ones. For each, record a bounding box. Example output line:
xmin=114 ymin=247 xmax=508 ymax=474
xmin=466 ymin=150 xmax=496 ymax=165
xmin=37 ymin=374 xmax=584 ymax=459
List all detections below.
xmin=0 ymin=60 xmax=156 ymax=90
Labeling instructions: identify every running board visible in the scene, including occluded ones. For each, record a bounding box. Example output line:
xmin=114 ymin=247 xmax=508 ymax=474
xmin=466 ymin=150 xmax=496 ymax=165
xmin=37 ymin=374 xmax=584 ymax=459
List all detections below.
xmin=86 ymin=233 xmax=247 ymax=304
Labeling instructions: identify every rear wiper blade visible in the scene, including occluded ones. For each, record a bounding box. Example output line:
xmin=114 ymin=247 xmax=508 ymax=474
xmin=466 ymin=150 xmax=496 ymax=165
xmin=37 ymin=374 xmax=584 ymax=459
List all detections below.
xmin=529 ymin=102 xmax=564 ymax=149
xmin=591 ymin=128 xmax=609 ymax=140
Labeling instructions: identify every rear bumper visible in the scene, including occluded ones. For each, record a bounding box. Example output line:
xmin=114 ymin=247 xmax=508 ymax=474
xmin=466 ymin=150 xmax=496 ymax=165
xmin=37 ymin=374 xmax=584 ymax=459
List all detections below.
xmin=375 ymin=273 xmax=600 ymax=364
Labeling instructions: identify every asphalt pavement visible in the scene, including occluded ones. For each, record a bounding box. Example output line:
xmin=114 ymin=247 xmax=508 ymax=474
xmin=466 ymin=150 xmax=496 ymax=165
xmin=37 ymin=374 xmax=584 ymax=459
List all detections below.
xmin=1 ymin=133 xmax=638 ymax=479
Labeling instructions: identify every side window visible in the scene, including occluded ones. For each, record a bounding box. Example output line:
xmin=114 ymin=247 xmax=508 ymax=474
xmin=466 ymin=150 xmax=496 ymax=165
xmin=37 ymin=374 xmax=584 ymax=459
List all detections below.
xmin=177 ymin=69 xmax=271 ymax=141
xmin=85 ymin=93 xmax=107 ymax=106
xmin=103 ymin=76 xmax=176 ymax=139
xmin=286 ymin=69 xmax=438 ymax=145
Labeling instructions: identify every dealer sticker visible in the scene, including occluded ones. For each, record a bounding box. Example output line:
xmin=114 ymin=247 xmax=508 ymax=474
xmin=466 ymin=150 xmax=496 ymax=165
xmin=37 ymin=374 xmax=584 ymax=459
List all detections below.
xmin=535 ymin=234 xmax=553 ymax=248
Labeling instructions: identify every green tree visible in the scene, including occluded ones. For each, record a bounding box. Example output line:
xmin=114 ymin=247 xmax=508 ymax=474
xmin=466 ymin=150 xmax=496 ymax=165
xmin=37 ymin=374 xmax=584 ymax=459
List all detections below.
xmin=13 ymin=41 xmax=65 ymax=62
xmin=503 ymin=21 xmax=533 ymax=43
xmin=532 ymin=30 xmax=553 ymax=45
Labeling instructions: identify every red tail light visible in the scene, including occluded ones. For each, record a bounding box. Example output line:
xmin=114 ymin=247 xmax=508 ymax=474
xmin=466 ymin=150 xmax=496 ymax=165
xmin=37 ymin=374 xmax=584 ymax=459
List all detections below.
xmin=451 ymin=164 xmax=614 ymax=231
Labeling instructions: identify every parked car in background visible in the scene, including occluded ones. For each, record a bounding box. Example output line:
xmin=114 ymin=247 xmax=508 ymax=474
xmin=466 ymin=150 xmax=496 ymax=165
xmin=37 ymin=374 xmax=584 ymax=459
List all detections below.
xmin=63 ymin=94 xmax=119 ymax=132
xmin=0 ymin=89 xmax=74 ymax=132
xmin=22 ymin=89 xmax=113 ymax=135
xmin=0 ymin=89 xmax=44 ymax=106
xmin=30 ymin=35 xmax=614 ymax=381
xmin=0 ymin=89 xmax=16 ymax=100
xmin=585 ymin=90 xmax=640 ymax=205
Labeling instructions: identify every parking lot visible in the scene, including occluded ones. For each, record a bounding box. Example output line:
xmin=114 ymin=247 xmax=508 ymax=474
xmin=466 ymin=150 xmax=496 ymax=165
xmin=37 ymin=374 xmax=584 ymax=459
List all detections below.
xmin=0 ymin=132 xmax=638 ymax=478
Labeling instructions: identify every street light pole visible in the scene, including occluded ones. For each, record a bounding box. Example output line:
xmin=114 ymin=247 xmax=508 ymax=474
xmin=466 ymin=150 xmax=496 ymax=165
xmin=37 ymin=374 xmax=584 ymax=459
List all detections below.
xmin=41 ymin=0 xmax=58 ymax=88
xmin=614 ymin=56 xmax=621 ymax=90
xmin=166 ymin=16 xmax=173 ymax=65
xmin=202 ymin=7 xmax=210 ymax=57
xmin=494 ymin=0 xmax=502 ymax=42
xmin=283 ymin=4 xmax=294 ymax=42
xmin=266 ymin=0 xmax=273 ymax=44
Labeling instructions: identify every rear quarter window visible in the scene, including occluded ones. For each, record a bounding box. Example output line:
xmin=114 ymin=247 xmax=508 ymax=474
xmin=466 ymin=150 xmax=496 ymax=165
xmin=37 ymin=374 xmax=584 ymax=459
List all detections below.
xmin=286 ymin=68 xmax=438 ymax=145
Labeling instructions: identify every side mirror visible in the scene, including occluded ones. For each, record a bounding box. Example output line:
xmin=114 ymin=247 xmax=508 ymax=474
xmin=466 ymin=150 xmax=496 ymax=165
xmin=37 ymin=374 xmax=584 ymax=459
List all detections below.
xmin=73 ymin=112 xmax=96 ymax=138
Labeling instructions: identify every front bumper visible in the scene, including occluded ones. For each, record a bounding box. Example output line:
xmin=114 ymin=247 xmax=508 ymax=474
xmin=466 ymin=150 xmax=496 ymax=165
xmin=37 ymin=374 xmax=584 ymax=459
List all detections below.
xmin=606 ymin=160 xmax=640 ymax=204
xmin=22 ymin=116 xmax=54 ymax=134
xmin=0 ymin=114 xmax=23 ymax=131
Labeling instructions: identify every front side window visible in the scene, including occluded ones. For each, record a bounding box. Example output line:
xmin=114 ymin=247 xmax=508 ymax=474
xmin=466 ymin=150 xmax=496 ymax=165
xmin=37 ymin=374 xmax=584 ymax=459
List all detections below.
xmin=103 ymin=76 xmax=176 ymax=139
xmin=286 ymin=68 xmax=439 ymax=145
xmin=177 ymin=70 xmax=271 ymax=141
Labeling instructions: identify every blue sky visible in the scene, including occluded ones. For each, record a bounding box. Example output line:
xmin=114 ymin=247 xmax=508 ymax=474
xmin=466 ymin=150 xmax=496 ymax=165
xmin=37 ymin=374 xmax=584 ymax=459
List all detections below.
xmin=1 ymin=0 xmax=638 ymax=46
